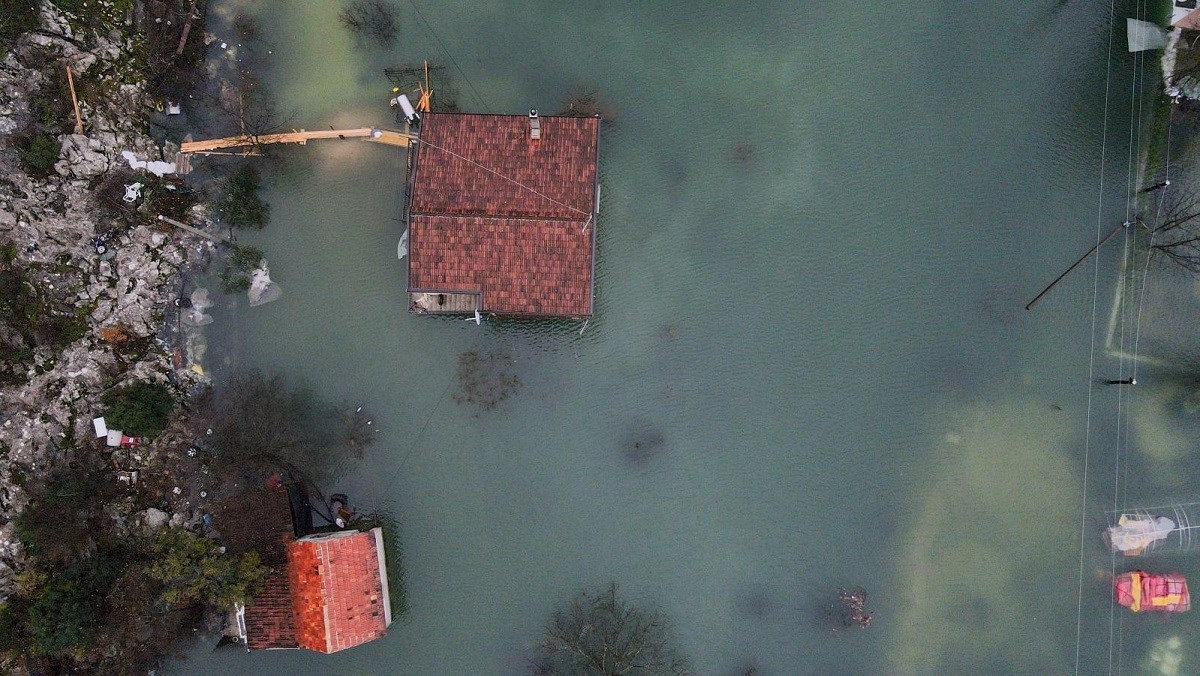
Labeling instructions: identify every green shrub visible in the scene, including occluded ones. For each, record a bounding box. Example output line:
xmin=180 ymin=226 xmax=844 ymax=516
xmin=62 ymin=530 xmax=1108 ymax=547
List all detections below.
xmin=25 ymin=554 xmax=123 ymax=657
xmin=0 ymin=0 xmax=39 ymax=45
xmin=19 ymin=133 xmax=61 ymax=175
xmin=218 ymin=166 xmax=270 ymax=229
xmin=148 ymin=528 xmax=268 ymax=608
xmin=219 ymin=242 xmax=263 ymax=293
xmin=102 ymin=381 xmax=174 ymax=437
xmin=15 ymin=472 xmax=110 ymax=562
xmin=0 ymin=602 xmax=23 ymax=653
xmin=27 ymin=574 xmax=97 ymax=655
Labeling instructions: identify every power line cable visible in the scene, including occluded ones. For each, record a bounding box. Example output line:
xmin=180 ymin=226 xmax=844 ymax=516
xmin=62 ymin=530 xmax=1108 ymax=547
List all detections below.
xmin=1108 ymin=3 xmax=1146 ymax=670
xmin=407 ymin=0 xmax=492 ymax=113
xmin=1075 ymin=1 xmax=1119 ymax=672
xmin=417 ymin=137 xmax=591 ymax=218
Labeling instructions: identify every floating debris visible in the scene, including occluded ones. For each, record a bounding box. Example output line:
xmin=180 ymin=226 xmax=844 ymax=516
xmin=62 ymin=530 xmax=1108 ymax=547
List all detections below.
xmin=827 ymin=587 xmax=873 ymax=630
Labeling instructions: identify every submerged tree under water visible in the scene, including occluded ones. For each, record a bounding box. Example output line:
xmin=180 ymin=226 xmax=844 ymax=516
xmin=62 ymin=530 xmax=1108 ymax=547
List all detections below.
xmin=454 ymin=349 xmax=522 ymax=413
xmin=620 ymin=422 xmax=667 ymax=467
xmin=825 ymin=587 xmax=873 ymax=631
xmin=533 ymin=583 xmax=692 ymax=675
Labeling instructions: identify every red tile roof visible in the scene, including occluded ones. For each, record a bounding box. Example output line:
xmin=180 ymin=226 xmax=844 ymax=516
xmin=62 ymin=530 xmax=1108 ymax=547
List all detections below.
xmin=286 ymin=530 xmax=389 ymax=653
xmin=407 ymin=112 xmax=600 ymax=317
xmin=411 ymin=113 xmax=599 ymax=219
xmin=244 ymin=567 xmax=298 ymax=650
xmin=1178 ymin=8 xmax=1200 ymax=30
xmin=409 ymin=215 xmax=593 ymax=316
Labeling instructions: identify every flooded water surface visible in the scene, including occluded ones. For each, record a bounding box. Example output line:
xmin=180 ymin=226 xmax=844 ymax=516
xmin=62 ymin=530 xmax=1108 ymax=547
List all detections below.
xmin=168 ymin=1 xmax=1198 ymax=674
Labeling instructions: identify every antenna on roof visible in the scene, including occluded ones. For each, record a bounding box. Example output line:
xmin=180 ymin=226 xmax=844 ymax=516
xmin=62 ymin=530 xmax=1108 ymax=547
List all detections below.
xmin=529 ymin=109 xmax=541 ymax=140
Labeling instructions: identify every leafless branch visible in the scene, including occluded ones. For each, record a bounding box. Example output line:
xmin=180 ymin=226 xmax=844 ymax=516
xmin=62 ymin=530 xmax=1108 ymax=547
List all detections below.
xmin=1148 ymin=185 xmax=1200 ymax=272
xmin=536 ymin=583 xmax=692 ymax=675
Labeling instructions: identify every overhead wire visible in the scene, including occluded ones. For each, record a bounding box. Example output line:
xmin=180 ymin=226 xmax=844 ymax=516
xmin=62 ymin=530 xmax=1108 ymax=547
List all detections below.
xmin=1131 ymin=112 xmax=1172 ymax=382
xmin=1075 ymin=0 xmax=1119 ymax=671
xmin=1112 ymin=2 xmax=1172 ymax=673
xmin=417 ymin=137 xmax=592 ymax=218
xmin=1108 ymin=2 xmax=1145 ymax=671
xmin=406 ymin=0 xmax=492 ymax=113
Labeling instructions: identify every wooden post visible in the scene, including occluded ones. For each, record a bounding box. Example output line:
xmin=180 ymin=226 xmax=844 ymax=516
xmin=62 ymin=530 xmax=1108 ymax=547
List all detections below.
xmin=1025 ymin=222 xmax=1128 ymax=311
xmin=157 ymin=215 xmax=222 ymax=242
xmin=176 ymin=0 xmax=199 ymax=56
xmin=65 ymin=63 xmax=84 ymax=135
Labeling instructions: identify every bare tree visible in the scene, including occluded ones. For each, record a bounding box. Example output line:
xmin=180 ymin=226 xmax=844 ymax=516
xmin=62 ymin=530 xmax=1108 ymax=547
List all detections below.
xmin=194 ymin=370 xmax=370 ymax=483
xmin=534 ymin=583 xmax=692 ymax=676
xmin=335 ymin=403 xmax=376 ymax=458
xmin=454 ymin=349 xmax=522 ymax=413
xmin=825 ymin=587 xmax=873 ymax=631
xmin=1146 ymin=185 xmax=1200 ymax=271
xmin=339 ymin=0 xmax=399 ymax=46
xmin=205 ymin=26 xmax=295 ymax=155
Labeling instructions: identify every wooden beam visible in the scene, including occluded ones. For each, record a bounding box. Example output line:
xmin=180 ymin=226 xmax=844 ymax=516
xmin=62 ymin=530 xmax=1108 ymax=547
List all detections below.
xmin=179 ymin=127 xmax=415 ymax=154
xmin=65 ymin=63 xmax=83 ymax=135
xmin=1025 ymin=222 xmax=1127 ymax=311
xmin=157 ymin=215 xmax=223 ymax=242
xmin=176 ymin=0 xmax=199 ymax=56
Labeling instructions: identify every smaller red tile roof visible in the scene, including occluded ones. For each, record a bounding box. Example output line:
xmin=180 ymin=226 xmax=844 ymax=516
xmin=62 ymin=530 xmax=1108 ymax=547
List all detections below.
xmin=1178 ymin=8 xmax=1200 ymax=30
xmin=225 ymin=487 xmax=300 ymax=650
xmin=286 ymin=530 xmax=389 ymax=653
xmin=244 ymin=567 xmax=298 ymax=650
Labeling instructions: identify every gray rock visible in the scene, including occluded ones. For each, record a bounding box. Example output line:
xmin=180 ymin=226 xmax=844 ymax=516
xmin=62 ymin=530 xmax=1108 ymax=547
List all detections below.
xmin=54 ymin=134 xmax=109 ymax=178
xmin=141 ymin=507 xmax=169 ymax=530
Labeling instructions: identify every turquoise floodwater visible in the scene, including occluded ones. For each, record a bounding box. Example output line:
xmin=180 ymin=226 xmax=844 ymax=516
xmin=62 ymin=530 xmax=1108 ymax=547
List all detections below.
xmin=166 ymin=1 xmax=1200 ymax=674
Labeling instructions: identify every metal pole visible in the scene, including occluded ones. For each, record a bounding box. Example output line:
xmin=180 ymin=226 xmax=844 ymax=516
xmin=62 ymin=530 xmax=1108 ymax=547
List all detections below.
xmin=1025 ymin=222 xmax=1129 ymax=311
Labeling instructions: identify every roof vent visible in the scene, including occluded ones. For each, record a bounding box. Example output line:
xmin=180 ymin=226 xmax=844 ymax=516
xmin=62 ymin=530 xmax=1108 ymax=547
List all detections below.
xmin=529 ymin=109 xmax=541 ymax=140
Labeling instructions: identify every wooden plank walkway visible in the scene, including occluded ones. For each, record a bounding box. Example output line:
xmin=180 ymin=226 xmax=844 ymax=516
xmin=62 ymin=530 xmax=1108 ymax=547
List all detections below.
xmin=180 ymin=127 xmax=415 ymax=154
xmin=411 ymin=292 xmax=480 ymax=314
xmin=157 ymin=215 xmax=223 ymax=242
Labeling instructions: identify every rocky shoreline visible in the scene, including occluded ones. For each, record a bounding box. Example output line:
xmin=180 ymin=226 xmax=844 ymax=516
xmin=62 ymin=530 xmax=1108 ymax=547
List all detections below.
xmin=1 ymin=0 xmax=222 ymax=647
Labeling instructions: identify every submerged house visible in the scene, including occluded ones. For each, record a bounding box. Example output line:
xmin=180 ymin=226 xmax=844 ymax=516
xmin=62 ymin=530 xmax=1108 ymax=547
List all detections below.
xmin=404 ymin=111 xmax=601 ymax=318
xmin=235 ymin=489 xmax=392 ymax=653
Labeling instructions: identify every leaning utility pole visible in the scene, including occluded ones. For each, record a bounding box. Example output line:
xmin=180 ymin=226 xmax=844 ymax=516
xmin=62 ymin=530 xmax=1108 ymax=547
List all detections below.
xmin=1025 ymin=222 xmax=1130 ymax=311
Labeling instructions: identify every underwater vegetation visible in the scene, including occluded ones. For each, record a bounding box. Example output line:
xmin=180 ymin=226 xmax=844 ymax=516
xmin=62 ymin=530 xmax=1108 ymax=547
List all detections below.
xmin=620 ymin=421 xmax=667 ymax=467
xmin=454 ymin=349 xmax=522 ymax=413
xmin=733 ymin=142 xmax=755 ymax=164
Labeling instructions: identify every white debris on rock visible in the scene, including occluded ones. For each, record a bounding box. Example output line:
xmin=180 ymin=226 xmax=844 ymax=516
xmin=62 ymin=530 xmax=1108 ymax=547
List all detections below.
xmin=120 ymin=150 xmax=177 ymax=177
xmin=182 ymin=286 xmax=214 ymax=326
xmin=140 ymin=507 xmax=170 ymax=531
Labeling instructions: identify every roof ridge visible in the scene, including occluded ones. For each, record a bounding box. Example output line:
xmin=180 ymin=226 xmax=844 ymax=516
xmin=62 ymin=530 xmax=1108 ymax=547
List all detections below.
xmin=410 ymin=211 xmax=587 ymax=223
